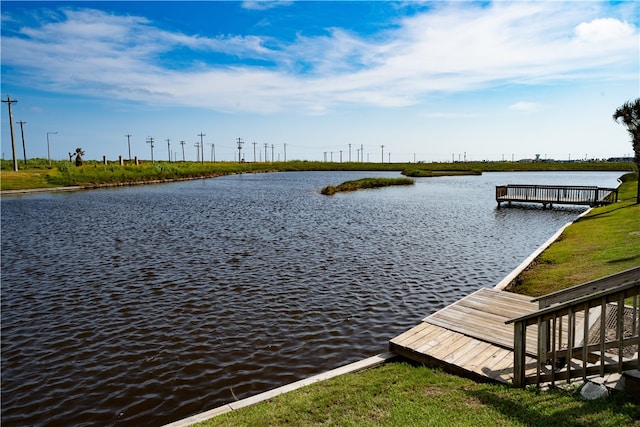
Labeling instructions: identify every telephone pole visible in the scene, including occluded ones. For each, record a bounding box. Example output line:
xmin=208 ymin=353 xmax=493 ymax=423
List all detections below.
xmin=146 ymin=137 xmax=155 ymax=162
xmin=194 ymin=141 xmax=200 ymax=162
xmin=252 ymin=142 xmax=257 ymax=162
xmin=348 ymin=144 xmax=351 ymax=162
xmin=17 ymin=120 xmax=27 ymax=165
xmin=381 ymin=145 xmax=384 ymax=163
xmin=46 ymin=131 xmax=57 ymax=166
xmin=125 ymin=134 xmax=132 ymax=160
xmin=179 ymin=141 xmax=186 ymax=162
xmin=166 ymin=138 xmax=171 ymax=162
xmin=209 ymin=143 xmax=215 ymax=162
xmin=283 ymin=143 xmax=287 ymax=162
xmin=264 ymin=143 xmax=268 ymax=162
xmin=198 ymin=132 xmax=205 ymax=164
xmin=236 ymin=137 xmax=244 ymax=163
xmin=2 ymin=95 xmax=18 ymax=171
xmin=271 ymin=144 xmax=274 ymax=163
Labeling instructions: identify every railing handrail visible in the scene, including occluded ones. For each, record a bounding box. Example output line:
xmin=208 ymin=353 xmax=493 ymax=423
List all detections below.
xmin=505 ymin=280 xmax=639 ymax=326
xmin=531 ymin=266 xmax=640 ymax=308
xmin=507 ymin=270 xmax=640 ymax=388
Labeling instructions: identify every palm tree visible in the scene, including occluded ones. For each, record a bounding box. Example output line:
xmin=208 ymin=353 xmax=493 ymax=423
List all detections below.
xmin=613 ymin=98 xmax=640 ymax=204
xmin=73 ymin=147 xmax=85 ymax=167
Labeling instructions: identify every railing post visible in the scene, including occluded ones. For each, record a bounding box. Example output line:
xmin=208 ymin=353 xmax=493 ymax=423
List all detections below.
xmin=513 ymin=320 xmax=526 ymax=388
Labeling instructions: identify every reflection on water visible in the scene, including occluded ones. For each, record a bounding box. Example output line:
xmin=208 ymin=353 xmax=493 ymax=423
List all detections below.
xmin=1 ymin=171 xmax=622 ymax=426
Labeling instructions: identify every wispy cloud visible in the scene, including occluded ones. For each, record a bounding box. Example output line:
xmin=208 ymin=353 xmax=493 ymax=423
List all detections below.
xmin=509 ymin=102 xmax=544 ymax=113
xmin=1 ymin=2 xmax=637 ymax=114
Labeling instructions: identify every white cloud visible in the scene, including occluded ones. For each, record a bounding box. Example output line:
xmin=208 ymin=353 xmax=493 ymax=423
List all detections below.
xmin=575 ymin=18 xmax=635 ymax=42
xmin=1 ymin=2 xmax=637 ymax=115
xmin=509 ymin=102 xmax=543 ymax=113
xmin=241 ymin=1 xmax=293 ymax=11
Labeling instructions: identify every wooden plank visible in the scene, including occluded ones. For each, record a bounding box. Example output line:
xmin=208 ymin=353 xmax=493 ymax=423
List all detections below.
xmin=390 ymin=322 xmax=432 ymax=346
xmin=428 ymin=333 xmax=474 ymax=360
xmin=400 ymin=324 xmax=449 ymax=350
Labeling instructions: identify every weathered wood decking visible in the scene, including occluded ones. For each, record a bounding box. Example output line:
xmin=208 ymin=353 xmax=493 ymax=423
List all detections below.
xmin=390 ymin=268 xmax=639 ymax=387
xmin=496 ymin=184 xmax=618 ymax=208
xmin=389 ymin=288 xmax=539 ymax=383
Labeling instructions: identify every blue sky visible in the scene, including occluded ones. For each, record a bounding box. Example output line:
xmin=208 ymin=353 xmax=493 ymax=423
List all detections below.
xmin=1 ymin=1 xmax=638 ymax=163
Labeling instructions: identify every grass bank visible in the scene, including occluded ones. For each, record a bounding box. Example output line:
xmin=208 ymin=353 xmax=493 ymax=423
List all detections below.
xmin=199 ymin=361 xmax=638 ymax=427
xmin=320 ymin=177 xmax=414 ymax=195
xmin=507 ymin=172 xmax=640 ymax=296
xmin=1 ymin=159 xmax=634 ymax=191
xmin=192 ymin=176 xmax=640 ymax=427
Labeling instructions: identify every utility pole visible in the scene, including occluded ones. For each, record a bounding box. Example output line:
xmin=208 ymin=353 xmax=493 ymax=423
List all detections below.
xmin=166 ymin=138 xmax=171 ymax=162
xmin=180 ymin=141 xmax=186 ymax=162
xmin=252 ymin=142 xmax=257 ymax=163
xmin=271 ymin=144 xmax=274 ymax=163
xmin=361 ymin=144 xmax=364 ymax=163
xmin=17 ymin=120 xmax=27 ymax=165
xmin=381 ymin=145 xmax=384 ymax=163
xmin=125 ymin=134 xmax=132 ymax=160
xmin=339 ymin=150 xmax=342 ymax=163
xmin=388 ymin=152 xmax=391 ymax=163
xmin=236 ymin=137 xmax=244 ymax=163
xmin=198 ymin=133 xmax=205 ymax=164
xmin=194 ymin=141 xmax=200 ymax=162
xmin=146 ymin=137 xmax=155 ymax=162
xmin=348 ymin=144 xmax=351 ymax=162
xmin=2 ymin=95 xmax=18 ymax=171
xmin=47 ymin=131 xmax=57 ymax=166
xmin=264 ymin=143 xmax=268 ymax=162
xmin=209 ymin=143 xmax=215 ymax=162
xmin=283 ymin=143 xmax=287 ymax=162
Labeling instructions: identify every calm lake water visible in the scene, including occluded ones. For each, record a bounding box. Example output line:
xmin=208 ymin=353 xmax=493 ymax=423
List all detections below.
xmin=1 ymin=171 xmax=623 ymax=426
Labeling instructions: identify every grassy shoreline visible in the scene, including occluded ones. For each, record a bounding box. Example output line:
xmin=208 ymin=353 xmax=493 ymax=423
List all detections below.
xmin=1 ymin=158 xmax=634 ymax=192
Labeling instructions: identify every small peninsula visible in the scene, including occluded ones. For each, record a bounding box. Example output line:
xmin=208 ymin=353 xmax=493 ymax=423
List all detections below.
xmin=320 ymin=177 xmax=415 ymax=195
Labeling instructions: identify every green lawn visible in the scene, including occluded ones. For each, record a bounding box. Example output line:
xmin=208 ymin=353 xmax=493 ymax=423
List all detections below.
xmin=200 ymin=362 xmax=638 ymax=427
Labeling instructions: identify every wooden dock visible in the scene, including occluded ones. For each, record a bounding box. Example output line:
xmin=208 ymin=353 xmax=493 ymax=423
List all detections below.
xmin=496 ymin=184 xmax=618 ymax=208
xmin=390 ymin=268 xmax=639 ymax=387
xmin=389 ymin=288 xmax=539 ymax=384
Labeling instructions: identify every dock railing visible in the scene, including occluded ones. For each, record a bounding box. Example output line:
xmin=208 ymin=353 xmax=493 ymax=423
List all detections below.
xmin=506 ymin=267 xmax=640 ymax=388
xmin=496 ymin=185 xmax=619 ymax=208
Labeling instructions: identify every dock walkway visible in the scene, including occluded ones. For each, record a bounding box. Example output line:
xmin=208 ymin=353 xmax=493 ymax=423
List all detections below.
xmin=389 ymin=288 xmax=539 ymax=383
xmin=495 ymin=184 xmax=618 ymax=208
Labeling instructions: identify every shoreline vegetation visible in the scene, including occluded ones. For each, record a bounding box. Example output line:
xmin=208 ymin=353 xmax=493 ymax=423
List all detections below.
xmin=320 ymin=177 xmax=415 ymax=195
xmin=0 ymin=158 xmax=634 ymax=192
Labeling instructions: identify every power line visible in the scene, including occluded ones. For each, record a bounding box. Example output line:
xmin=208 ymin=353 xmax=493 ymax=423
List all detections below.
xmin=125 ymin=134 xmax=132 ymax=160
xmin=198 ymin=133 xmax=206 ymax=164
xmin=236 ymin=137 xmax=244 ymax=163
xmin=17 ymin=120 xmax=27 ymax=165
xmin=2 ymin=95 xmax=18 ymax=171
xmin=179 ymin=140 xmax=186 ymax=162
xmin=146 ymin=137 xmax=154 ymax=162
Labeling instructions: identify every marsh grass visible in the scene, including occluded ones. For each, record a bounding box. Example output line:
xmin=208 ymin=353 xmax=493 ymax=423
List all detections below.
xmin=320 ymin=177 xmax=414 ymax=195
xmin=1 ymin=159 xmax=634 ymax=191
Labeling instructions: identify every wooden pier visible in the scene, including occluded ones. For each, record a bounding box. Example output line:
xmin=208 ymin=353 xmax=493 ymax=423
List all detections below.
xmin=389 ymin=288 xmax=540 ymax=384
xmin=389 ymin=268 xmax=639 ymax=387
xmin=496 ymin=184 xmax=618 ymax=208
